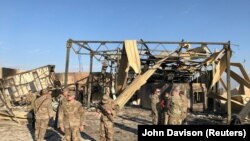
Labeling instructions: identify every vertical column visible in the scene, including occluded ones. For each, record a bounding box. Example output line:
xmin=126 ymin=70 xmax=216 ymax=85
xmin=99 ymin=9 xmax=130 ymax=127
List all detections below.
xmin=189 ymin=82 xmax=193 ymax=112
xmin=84 ymin=86 xmax=88 ymax=106
xmin=64 ymin=39 xmax=72 ymax=87
xmin=226 ymin=42 xmax=231 ymax=124
xmin=203 ymin=68 xmax=207 ymax=111
xmin=115 ymin=48 xmax=120 ymax=92
xmin=87 ymin=53 xmax=93 ymax=108
xmin=212 ymin=61 xmax=216 ymax=112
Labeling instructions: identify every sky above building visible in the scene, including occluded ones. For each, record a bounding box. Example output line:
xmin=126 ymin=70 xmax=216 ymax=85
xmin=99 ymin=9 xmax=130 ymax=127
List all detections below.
xmin=0 ymin=0 xmax=250 ymax=73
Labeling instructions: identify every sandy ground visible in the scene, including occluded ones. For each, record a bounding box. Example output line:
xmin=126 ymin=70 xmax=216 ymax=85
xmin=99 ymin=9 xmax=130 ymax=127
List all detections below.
xmin=0 ymin=106 xmax=151 ymax=141
xmin=0 ymin=106 xmax=231 ymax=141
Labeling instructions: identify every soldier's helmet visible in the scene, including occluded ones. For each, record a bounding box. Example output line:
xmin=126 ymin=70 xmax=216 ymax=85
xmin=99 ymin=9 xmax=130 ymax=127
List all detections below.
xmin=102 ymin=95 xmax=110 ymax=104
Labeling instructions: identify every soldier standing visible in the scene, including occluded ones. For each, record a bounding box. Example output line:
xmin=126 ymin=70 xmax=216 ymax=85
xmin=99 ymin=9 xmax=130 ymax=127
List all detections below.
xmin=34 ymin=88 xmax=54 ymax=141
xmin=151 ymin=88 xmax=160 ymax=125
xmin=160 ymin=92 xmax=170 ymax=125
xmin=180 ymin=91 xmax=188 ymax=124
xmin=97 ymin=95 xmax=116 ymax=141
xmin=58 ymin=91 xmax=85 ymax=141
xmin=26 ymin=90 xmax=37 ymax=129
xmin=26 ymin=90 xmax=37 ymax=109
xmin=167 ymin=86 xmax=183 ymax=125
xmin=55 ymin=88 xmax=69 ymax=129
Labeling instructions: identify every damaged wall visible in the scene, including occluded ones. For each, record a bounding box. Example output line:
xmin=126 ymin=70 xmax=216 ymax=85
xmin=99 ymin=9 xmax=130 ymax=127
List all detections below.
xmin=55 ymin=72 xmax=89 ymax=86
xmin=0 ymin=67 xmax=24 ymax=79
xmin=0 ymin=65 xmax=57 ymax=102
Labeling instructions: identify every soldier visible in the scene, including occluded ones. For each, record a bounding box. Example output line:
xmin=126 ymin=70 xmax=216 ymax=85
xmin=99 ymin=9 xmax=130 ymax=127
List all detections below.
xmin=180 ymin=91 xmax=188 ymax=124
xmin=78 ymin=86 xmax=87 ymax=105
xmin=167 ymin=86 xmax=183 ymax=125
xmin=151 ymin=88 xmax=160 ymax=125
xmin=59 ymin=88 xmax=69 ymax=104
xmin=160 ymin=92 xmax=171 ymax=125
xmin=34 ymin=88 xmax=54 ymax=141
xmin=26 ymin=90 xmax=37 ymax=129
xmin=26 ymin=90 xmax=36 ymax=107
xmin=55 ymin=88 xmax=69 ymax=129
xmin=58 ymin=91 xmax=85 ymax=141
xmin=97 ymin=95 xmax=116 ymax=141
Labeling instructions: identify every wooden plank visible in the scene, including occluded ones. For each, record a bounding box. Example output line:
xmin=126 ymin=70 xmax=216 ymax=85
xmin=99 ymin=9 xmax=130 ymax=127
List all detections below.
xmin=219 ymin=79 xmax=227 ymax=90
xmin=228 ymin=70 xmax=250 ymax=89
xmin=210 ymin=53 xmax=227 ymax=88
xmin=238 ymin=100 xmax=250 ymax=121
xmin=230 ymin=63 xmax=250 ymax=81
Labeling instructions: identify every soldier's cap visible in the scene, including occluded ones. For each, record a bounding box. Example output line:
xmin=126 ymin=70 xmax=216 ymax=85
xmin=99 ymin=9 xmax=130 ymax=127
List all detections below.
xmin=63 ymin=87 xmax=69 ymax=92
xmin=47 ymin=86 xmax=56 ymax=91
xmin=41 ymin=89 xmax=49 ymax=95
xmin=67 ymin=91 xmax=76 ymax=96
xmin=102 ymin=95 xmax=110 ymax=104
xmin=172 ymin=85 xmax=181 ymax=91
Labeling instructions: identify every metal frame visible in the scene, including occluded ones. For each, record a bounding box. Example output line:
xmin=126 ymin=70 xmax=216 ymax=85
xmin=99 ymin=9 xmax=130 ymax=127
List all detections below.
xmin=64 ymin=39 xmax=232 ymax=124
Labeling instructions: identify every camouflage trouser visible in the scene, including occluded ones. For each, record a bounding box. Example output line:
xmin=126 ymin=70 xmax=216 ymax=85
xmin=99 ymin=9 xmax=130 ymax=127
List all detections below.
xmin=164 ymin=113 xmax=169 ymax=125
xmin=35 ymin=119 xmax=49 ymax=141
xmin=65 ymin=127 xmax=80 ymax=141
xmin=152 ymin=109 xmax=158 ymax=125
xmin=100 ymin=119 xmax=114 ymax=141
xmin=168 ymin=116 xmax=182 ymax=125
xmin=181 ymin=112 xmax=187 ymax=123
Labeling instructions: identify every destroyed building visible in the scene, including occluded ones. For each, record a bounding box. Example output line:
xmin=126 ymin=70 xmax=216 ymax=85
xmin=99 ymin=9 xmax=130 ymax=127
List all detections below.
xmin=0 ymin=39 xmax=250 ymax=125
xmin=62 ymin=39 xmax=250 ymax=124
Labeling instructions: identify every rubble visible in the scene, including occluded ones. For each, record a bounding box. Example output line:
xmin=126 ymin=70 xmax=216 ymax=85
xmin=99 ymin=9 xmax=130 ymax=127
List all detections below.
xmin=0 ymin=39 xmax=250 ymax=140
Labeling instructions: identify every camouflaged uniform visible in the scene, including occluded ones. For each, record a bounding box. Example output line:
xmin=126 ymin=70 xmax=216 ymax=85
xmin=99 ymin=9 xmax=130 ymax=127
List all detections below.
xmin=58 ymin=100 xmax=85 ymax=141
xmin=100 ymin=99 xmax=116 ymax=141
xmin=151 ymin=94 xmax=160 ymax=125
xmin=34 ymin=94 xmax=54 ymax=141
xmin=180 ymin=95 xmax=188 ymax=122
xmin=26 ymin=92 xmax=37 ymax=111
xmin=162 ymin=97 xmax=170 ymax=125
xmin=167 ymin=94 xmax=182 ymax=125
xmin=26 ymin=91 xmax=37 ymax=129
xmin=55 ymin=95 xmax=67 ymax=128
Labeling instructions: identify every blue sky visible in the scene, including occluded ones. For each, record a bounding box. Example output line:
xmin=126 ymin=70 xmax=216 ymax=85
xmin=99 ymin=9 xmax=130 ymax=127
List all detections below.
xmin=0 ymin=0 xmax=250 ymax=73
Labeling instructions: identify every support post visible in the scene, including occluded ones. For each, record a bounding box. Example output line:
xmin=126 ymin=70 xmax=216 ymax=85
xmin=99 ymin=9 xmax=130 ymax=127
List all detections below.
xmin=226 ymin=42 xmax=231 ymax=124
xmin=64 ymin=39 xmax=72 ymax=87
xmin=87 ymin=53 xmax=94 ymax=108
xmin=203 ymin=68 xmax=207 ymax=111
xmin=115 ymin=48 xmax=120 ymax=93
xmin=189 ymin=82 xmax=193 ymax=112
xmin=212 ymin=61 xmax=216 ymax=112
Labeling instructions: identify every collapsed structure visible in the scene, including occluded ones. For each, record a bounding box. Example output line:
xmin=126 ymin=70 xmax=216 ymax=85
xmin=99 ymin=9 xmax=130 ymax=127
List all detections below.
xmin=0 ymin=39 xmax=249 ymax=124
xmin=64 ymin=39 xmax=250 ymax=124
xmin=0 ymin=65 xmax=60 ymax=121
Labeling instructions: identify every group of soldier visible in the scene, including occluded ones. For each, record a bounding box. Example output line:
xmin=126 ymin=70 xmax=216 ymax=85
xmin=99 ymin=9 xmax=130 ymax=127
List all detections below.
xmin=151 ymin=85 xmax=188 ymax=125
xmin=24 ymin=84 xmax=188 ymax=140
xmin=26 ymin=87 xmax=115 ymax=141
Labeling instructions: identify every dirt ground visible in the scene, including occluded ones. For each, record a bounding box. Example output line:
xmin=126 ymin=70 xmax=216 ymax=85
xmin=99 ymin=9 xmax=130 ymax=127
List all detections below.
xmin=0 ymin=106 xmax=230 ymax=141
